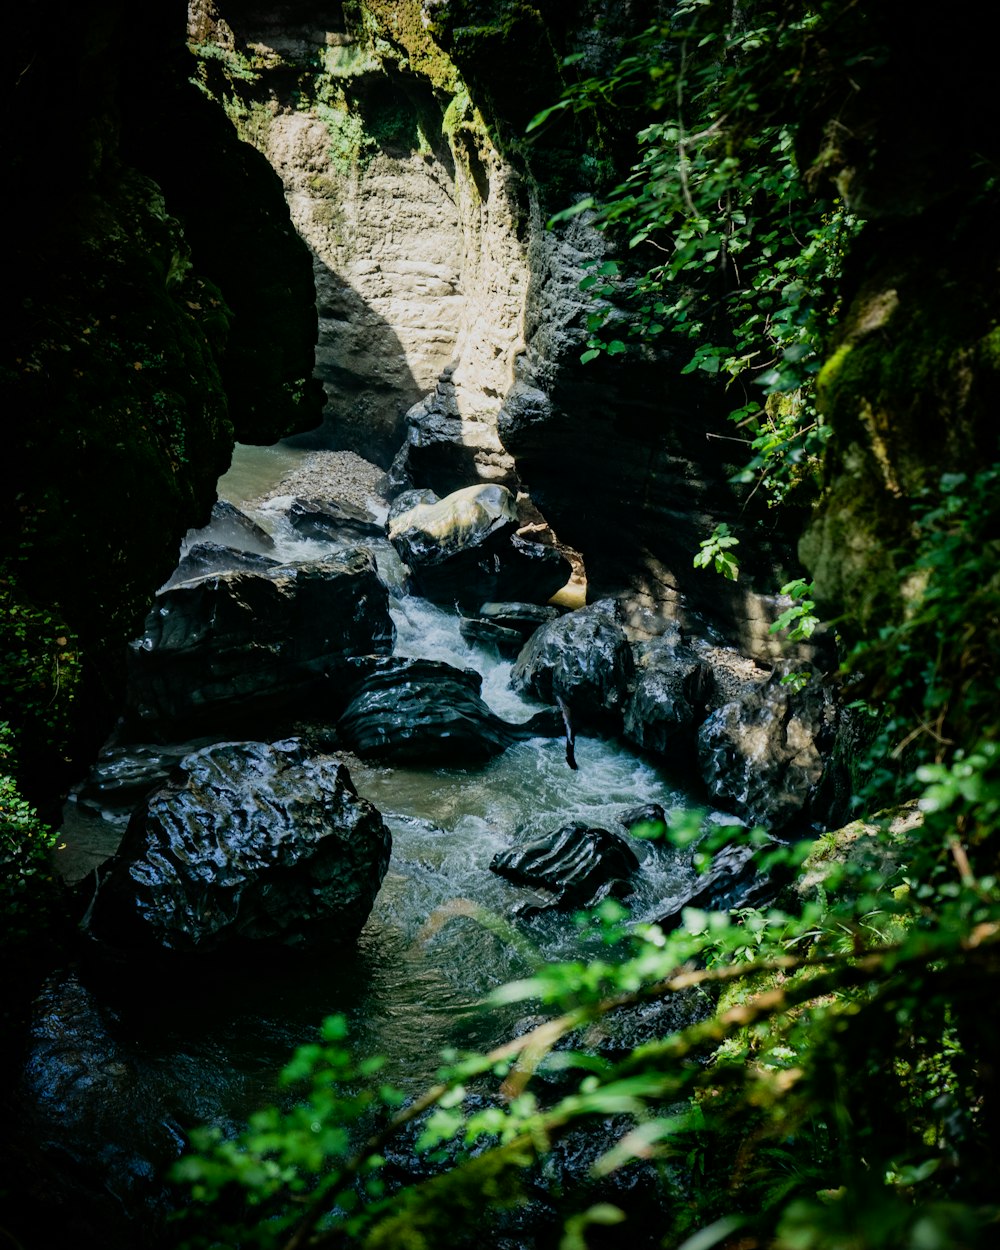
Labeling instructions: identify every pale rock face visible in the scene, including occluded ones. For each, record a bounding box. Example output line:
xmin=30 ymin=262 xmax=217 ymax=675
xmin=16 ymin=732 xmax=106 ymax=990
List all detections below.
xmin=261 ymin=94 xmax=529 ymax=473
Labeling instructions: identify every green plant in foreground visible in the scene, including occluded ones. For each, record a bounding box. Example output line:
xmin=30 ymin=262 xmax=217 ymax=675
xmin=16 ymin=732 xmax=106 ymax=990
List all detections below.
xmin=692 ymin=521 xmax=740 ymax=581
xmin=0 ymin=722 xmax=59 ymax=950
xmin=173 ymin=783 xmax=1000 ymax=1249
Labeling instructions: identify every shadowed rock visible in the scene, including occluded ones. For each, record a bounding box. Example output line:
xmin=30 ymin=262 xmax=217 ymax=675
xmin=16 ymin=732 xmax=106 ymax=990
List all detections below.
xmin=85 ymin=738 xmax=391 ymax=953
xmin=337 ymin=657 xmax=560 ymax=764
xmin=490 ymin=822 xmax=641 ymax=912
xmin=623 ymin=634 xmax=708 ymax=760
xmin=127 ymin=549 xmax=394 ymax=732
xmin=655 ymin=841 xmax=782 ymax=930
xmin=190 ymin=498 xmax=276 ymax=553
xmin=162 ymin=542 xmax=280 ymax=589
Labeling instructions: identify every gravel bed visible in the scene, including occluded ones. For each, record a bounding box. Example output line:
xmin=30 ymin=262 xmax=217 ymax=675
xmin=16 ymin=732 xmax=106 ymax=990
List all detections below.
xmin=250 ymin=451 xmax=390 ymax=515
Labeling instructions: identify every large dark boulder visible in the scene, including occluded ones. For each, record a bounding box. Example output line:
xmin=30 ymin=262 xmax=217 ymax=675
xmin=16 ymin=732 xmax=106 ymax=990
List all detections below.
xmin=18 ymin=972 xmax=181 ymax=1246
xmin=510 ymin=599 xmax=634 ymax=727
xmin=387 ymin=484 xmax=571 ymax=607
xmin=697 ymin=671 xmax=839 ymax=832
xmin=127 ymin=549 xmax=394 ymax=732
xmin=337 ymin=657 xmax=560 ymax=764
xmin=490 ymin=822 xmax=641 ymax=913
xmin=86 ymin=739 xmax=391 ymax=953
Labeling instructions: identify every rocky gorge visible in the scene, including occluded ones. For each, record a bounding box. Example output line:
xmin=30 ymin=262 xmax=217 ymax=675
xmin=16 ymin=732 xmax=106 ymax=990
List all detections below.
xmin=4 ymin=2 xmax=1000 ymax=1248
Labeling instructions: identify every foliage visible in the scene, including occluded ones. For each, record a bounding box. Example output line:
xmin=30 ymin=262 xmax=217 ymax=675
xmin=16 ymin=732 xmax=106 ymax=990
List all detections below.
xmin=171 ymin=6 xmax=1000 ymax=1250
xmin=535 ymin=2 xmax=862 ymax=508
xmin=692 ymin=522 xmax=740 ymax=581
xmin=849 ymin=467 xmax=1000 ymax=810
xmin=0 ymin=722 xmax=60 ymax=951
xmin=173 ymin=802 xmax=1000 ymax=1248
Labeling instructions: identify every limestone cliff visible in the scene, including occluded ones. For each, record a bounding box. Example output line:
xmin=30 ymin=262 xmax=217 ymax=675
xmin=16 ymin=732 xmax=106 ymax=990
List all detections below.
xmin=192 ymin=0 xmax=801 ymax=661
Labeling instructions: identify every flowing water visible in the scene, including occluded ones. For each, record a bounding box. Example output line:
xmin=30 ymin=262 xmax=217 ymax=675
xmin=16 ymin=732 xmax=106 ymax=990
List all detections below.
xmin=56 ymin=442 xmax=726 ymax=1128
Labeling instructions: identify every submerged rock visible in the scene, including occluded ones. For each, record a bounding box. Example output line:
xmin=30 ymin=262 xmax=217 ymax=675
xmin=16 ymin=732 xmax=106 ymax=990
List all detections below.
xmin=490 ymin=822 xmax=641 ymax=913
xmin=388 ymin=483 xmax=571 ymax=606
xmin=510 ymin=599 xmax=634 ymax=726
xmin=337 ymin=657 xmax=560 ymax=764
xmin=127 ymin=549 xmax=394 ymax=732
xmin=86 ymin=738 xmax=391 ymax=953
xmin=697 ymin=671 xmax=839 ymax=832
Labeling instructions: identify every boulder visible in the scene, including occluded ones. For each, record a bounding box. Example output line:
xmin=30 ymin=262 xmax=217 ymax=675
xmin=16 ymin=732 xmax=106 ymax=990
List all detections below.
xmin=189 ymin=498 xmax=276 ymax=553
xmin=618 ymin=803 xmax=668 ymax=838
xmin=458 ymin=616 xmax=524 ymax=656
xmin=387 ymin=484 xmax=571 ymax=607
xmin=162 ymin=541 xmax=280 ymax=589
xmin=387 ymin=487 xmax=439 ymax=525
xmin=287 ymin=496 xmax=385 ymax=541
xmin=86 ymin=738 xmax=391 ymax=952
xmin=510 ymin=599 xmax=634 ymax=726
xmin=19 ymin=972 xmax=181 ymax=1242
xmin=337 ymin=657 xmax=560 ymax=764
xmin=127 ymin=549 xmax=394 ymax=732
xmin=490 ymin=822 xmax=641 ymax=913
xmin=655 ymin=840 xmax=781 ymax=930
xmin=623 ymin=634 xmax=709 ymax=759
xmin=697 ymin=671 xmax=839 ymax=832
xmin=479 ymin=601 xmax=561 ymax=639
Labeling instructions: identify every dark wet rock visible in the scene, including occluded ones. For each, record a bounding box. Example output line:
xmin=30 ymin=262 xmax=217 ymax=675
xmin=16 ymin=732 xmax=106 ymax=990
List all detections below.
xmin=697 ymin=671 xmax=839 ymax=832
xmin=190 ymin=498 xmax=276 ymax=553
xmin=337 ymin=657 xmax=560 ymax=764
xmin=490 ymin=822 xmax=641 ymax=913
xmin=623 ymin=634 xmax=709 ymax=760
xmin=618 ymin=803 xmax=668 ymax=837
xmin=86 ymin=738 xmax=391 ymax=953
xmin=71 ymin=740 xmax=216 ymax=824
xmin=287 ymin=496 xmax=385 ymax=541
xmin=387 ymin=484 xmax=571 ymax=607
xmin=18 ymin=971 xmax=181 ymax=1241
xmin=163 ymin=541 xmax=280 ymax=589
xmin=656 ymin=841 xmax=782 ymax=930
xmin=458 ymin=615 xmax=524 ymax=656
xmin=127 ymin=549 xmax=394 ymax=732
xmin=387 ymin=487 xmax=439 ymax=524
xmin=479 ymin=601 xmax=561 ymax=638
xmin=510 ymin=598 xmax=634 ymax=726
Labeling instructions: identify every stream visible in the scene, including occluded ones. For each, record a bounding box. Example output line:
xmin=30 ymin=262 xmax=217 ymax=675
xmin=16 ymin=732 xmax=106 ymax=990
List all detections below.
xmin=48 ymin=442 xmax=734 ymax=1212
